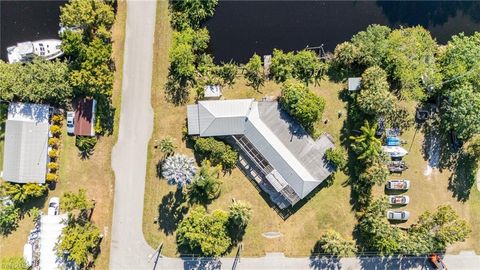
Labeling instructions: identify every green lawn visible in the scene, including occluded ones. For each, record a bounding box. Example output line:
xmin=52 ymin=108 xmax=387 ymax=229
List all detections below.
xmin=143 ymin=2 xmax=357 ymax=257
xmin=144 ymin=0 xmax=480 ymax=257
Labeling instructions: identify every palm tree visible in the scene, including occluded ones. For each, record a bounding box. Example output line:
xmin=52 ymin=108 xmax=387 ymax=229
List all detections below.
xmin=187 ymin=160 xmax=222 ymax=204
xmin=158 ymin=136 xmax=176 ymax=157
xmin=349 ymin=121 xmax=382 ymax=161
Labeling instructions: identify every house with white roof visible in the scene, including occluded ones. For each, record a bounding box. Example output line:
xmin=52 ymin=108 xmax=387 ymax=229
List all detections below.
xmin=2 ymin=102 xmax=50 ymax=184
xmin=187 ymin=99 xmax=334 ymax=208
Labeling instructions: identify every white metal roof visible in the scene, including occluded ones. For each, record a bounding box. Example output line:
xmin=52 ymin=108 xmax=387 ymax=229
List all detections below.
xmin=2 ymin=102 xmax=50 ymax=184
xmin=188 ymin=99 xmax=253 ymax=136
xmin=186 ymin=99 xmax=334 ymax=199
xmin=40 ymin=214 xmax=68 ymax=270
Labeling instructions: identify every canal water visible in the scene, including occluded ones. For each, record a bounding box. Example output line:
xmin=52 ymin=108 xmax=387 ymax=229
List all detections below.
xmin=205 ymin=0 xmax=480 ymax=63
xmin=0 ymin=0 xmax=66 ymax=61
xmin=1 ymin=1 xmax=479 ymax=64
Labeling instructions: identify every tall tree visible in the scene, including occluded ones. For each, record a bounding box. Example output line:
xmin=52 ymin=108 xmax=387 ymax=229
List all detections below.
xmin=56 ymin=221 xmax=101 ymax=267
xmin=62 ymin=189 xmax=95 ymax=221
xmin=292 ymin=50 xmax=326 ymax=85
xmin=270 ymin=49 xmax=294 ymax=83
xmin=357 ymin=66 xmax=396 ymax=117
xmin=443 ymin=83 xmax=480 ymax=140
xmin=315 ymin=230 xmax=357 ymax=257
xmin=158 ymin=136 xmax=177 ymax=157
xmin=385 ymin=26 xmax=441 ymax=100
xmin=60 ymin=0 xmax=114 ymax=38
xmin=0 ymin=206 xmax=20 ymax=235
xmin=349 ymin=121 xmax=382 ymax=161
xmin=170 ymin=0 xmax=219 ymax=30
xmin=244 ymin=54 xmax=265 ymax=91
xmin=228 ymin=200 xmax=252 ymax=229
xmin=187 ymin=160 xmax=222 ymax=204
xmin=280 ymin=79 xmax=325 ymax=131
xmin=176 ymin=206 xmax=231 ymax=256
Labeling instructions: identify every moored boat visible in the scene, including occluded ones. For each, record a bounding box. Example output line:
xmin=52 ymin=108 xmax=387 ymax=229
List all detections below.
xmin=7 ymin=39 xmax=63 ymax=64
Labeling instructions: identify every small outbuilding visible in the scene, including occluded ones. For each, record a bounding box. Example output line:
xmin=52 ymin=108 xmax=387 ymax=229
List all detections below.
xmin=203 ymin=85 xmax=222 ymax=100
xmin=74 ymin=98 xmax=96 ymax=137
xmin=348 ymin=77 xmax=362 ymax=91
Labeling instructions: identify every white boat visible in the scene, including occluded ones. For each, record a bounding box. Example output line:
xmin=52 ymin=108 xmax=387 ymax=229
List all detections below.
xmin=7 ymin=39 xmax=63 ymax=64
xmin=382 ymin=146 xmax=408 ymax=158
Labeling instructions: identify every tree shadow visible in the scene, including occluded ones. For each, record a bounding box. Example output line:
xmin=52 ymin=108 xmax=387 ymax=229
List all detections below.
xmin=182 ymin=257 xmax=222 ymax=270
xmin=448 ymin=153 xmax=478 ymax=202
xmin=309 ymin=255 xmax=342 ymax=270
xmin=358 ymin=255 xmax=427 ymax=270
xmin=157 ymin=189 xmax=188 ymax=235
xmin=95 ymin=95 xmax=116 ymax=135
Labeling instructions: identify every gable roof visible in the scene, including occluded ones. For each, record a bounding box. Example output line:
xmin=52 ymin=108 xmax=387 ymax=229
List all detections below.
xmin=3 ymin=102 xmax=49 ymax=183
xmin=188 ymin=99 xmax=253 ymax=136
xmin=74 ymin=98 xmax=96 ymax=136
xmin=187 ymin=99 xmax=333 ymax=200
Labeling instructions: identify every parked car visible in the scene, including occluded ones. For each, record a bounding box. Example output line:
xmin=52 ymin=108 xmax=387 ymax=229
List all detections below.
xmin=388 ymin=195 xmax=410 ymax=205
xmin=429 ymin=254 xmax=447 ymax=270
xmin=66 ymin=111 xmax=75 ymax=135
xmin=386 ymin=180 xmax=410 ymax=191
xmin=48 ymin=197 xmax=60 ymax=215
xmin=386 ymin=210 xmax=410 ymax=221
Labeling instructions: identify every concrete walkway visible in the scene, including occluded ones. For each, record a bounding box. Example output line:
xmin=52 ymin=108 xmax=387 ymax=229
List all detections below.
xmin=109 ymin=0 xmax=156 ymax=269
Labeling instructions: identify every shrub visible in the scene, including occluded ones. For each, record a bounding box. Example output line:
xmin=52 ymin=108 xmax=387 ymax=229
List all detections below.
xmin=194 ymin=137 xmax=238 ymax=171
xmin=48 ymin=137 xmax=60 ymax=148
xmin=280 ymin=79 xmax=325 ymax=130
xmin=187 ymin=160 xmax=222 ymax=204
xmin=176 ymin=206 xmax=231 ymax=257
xmin=315 ymin=230 xmax=357 ymax=257
xmin=46 ymin=173 xmax=59 ymax=183
xmin=50 ymin=125 xmax=62 ymax=136
xmin=48 ymin=162 xmax=59 ymax=171
xmin=51 ymin=114 xmax=64 ymax=125
xmin=48 ymin=149 xmax=58 ymax=158
xmin=0 ymin=206 xmax=20 ymax=235
xmin=161 ymin=154 xmax=197 ymax=187
xmin=325 ymin=147 xmax=347 ymax=171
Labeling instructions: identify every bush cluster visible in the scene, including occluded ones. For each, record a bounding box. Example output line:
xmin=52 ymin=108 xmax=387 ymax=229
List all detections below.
xmin=194 ymin=137 xmax=238 ymax=171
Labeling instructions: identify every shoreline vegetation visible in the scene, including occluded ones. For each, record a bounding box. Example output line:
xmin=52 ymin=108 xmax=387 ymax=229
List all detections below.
xmin=143 ymin=0 xmax=480 ymax=259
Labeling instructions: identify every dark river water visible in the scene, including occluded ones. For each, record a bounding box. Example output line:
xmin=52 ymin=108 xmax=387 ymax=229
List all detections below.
xmin=1 ymin=1 xmax=480 ymax=64
xmin=0 ymin=0 xmax=66 ymax=61
xmin=205 ymin=0 xmax=480 ymax=63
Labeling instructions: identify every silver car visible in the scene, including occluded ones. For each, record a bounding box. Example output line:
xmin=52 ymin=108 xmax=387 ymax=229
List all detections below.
xmin=388 ymin=195 xmax=410 ymax=205
xmin=66 ymin=111 xmax=75 ymax=135
xmin=386 ymin=180 xmax=410 ymax=190
xmin=387 ymin=210 xmax=410 ymax=221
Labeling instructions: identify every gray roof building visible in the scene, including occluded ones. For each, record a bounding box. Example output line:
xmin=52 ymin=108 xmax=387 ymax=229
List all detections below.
xmin=2 ymin=102 xmax=50 ymax=184
xmin=187 ymin=99 xmax=334 ymax=207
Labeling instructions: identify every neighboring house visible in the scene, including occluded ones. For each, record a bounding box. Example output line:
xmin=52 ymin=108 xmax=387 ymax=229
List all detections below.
xmin=2 ymin=102 xmax=50 ymax=184
xmin=187 ymin=99 xmax=334 ymax=208
xmin=39 ymin=213 xmax=68 ymax=269
xmin=74 ymin=98 xmax=96 ymax=137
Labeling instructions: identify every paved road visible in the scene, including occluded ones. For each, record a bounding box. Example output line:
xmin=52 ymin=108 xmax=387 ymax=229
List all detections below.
xmin=107 ymin=1 xmax=480 ymax=269
xmin=109 ymin=0 xmax=156 ymax=269
xmin=152 ymin=252 xmax=480 ymax=270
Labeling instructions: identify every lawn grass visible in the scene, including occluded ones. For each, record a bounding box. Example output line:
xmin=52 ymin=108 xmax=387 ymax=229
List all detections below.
xmin=143 ymin=1 xmax=480 ymax=257
xmin=371 ymin=116 xmax=480 ymax=253
xmin=0 ymin=2 xmax=127 ymax=267
xmin=142 ymin=1 xmax=357 ymax=256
